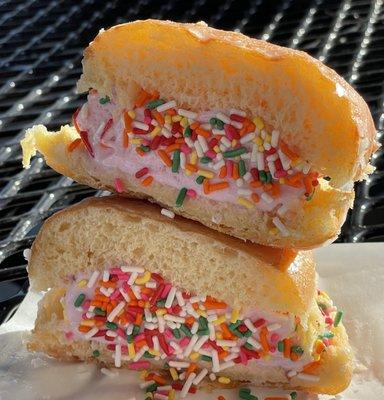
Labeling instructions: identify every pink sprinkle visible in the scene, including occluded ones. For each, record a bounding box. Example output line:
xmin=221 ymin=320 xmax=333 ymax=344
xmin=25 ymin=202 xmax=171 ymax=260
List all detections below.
xmin=179 ymin=337 xmax=190 ymax=347
xmin=121 ymin=345 xmax=128 ymax=354
xmin=226 ymin=160 xmax=234 ymax=176
xmin=65 ymin=331 xmax=74 ymax=340
xmin=239 ymin=349 xmax=248 ymax=365
xmin=116 ymin=273 xmax=130 ymax=280
xmin=270 ymin=333 xmax=280 ymax=343
xmin=110 ymin=289 xmax=121 ymax=300
xmin=224 ymin=124 xmax=240 ymax=140
xmin=143 ymin=138 xmax=151 ymax=146
xmin=110 ymin=267 xmax=123 ymax=274
xmin=114 ymin=178 xmax=124 ymax=193
xmin=82 ymin=300 xmax=91 ymax=311
xmin=161 ymin=283 xmax=172 ymax=298
xmin=141 ymin=294 xmax=149 ymax=301
xmin=81 ymin=313 xmax=88 ymax=319
xmin=186 ymin=189 xmax=197 ymax=198
xmin=205 ymin=150 xmax=216 ymax=159
xmin=274 ymin=170 xmax=287 ymax=178
xmin=181 ymin=144 xmax=192 ymax=154
xmin=134 ymin=333 xmax=145 ymax=342
xmin=117 ymin=328 xmax=126 ymax=339
xmin=127 ymin=361 xmax=151 ymax=370
xmin=325 ymin=317 xmax=333 ymax=325
xmin=164 ymin=329 xmax=173 ymax=339
xmin=270 ymin=346 xmax=276 ymax=353
xmin=144 ymin=116 xmax=152 ymax=125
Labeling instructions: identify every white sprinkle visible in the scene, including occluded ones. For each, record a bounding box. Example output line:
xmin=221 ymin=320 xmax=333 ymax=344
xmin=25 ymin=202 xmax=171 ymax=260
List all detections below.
xmin=127 ymin=272 xmax=138 ymax=285
xmin=216 ymin=112 xmax=230 ymax=124
xmin=208 ymin=322 xmax=216 ymax=341
xmin=189 ymin=296 xmax=200 ymax=303
xmin=336 ymin=82 xmax=345 ymax=97
xmin=237 ymin=188 xmax=252 ymax=196
xmin=165 ymin=287 xmax=177 ymax=309
xmin=126 ymin=324 xmax=134 ymax=335
xmin=178 ymin=109 xmax=197 ymax=119
xmin=133 ymin=345 xmax=149 ymax=362
xmin=178 ymin=372 xmax=186 ymax=380
xmin=297 ymin=373 xmax=320 ymax=382
xmin=169 ymin=360 xmax=190 ymax=369
xmin=198 ymin=134 xmax=209 ymax=152
xmin=101 ymin=368 xmax=118 ymax=378
xmin=84 ymin=327 xmax=98 ymax=339
xmin=244 ymin=318 xmax=257 ymax=333
xmin=186 ymin=303 xmax=199 ymax=318
xmin=180 ymin=152 xmax=186 ymax=170
xmin=264 ymin=142 xmax=271 ymax=150
xmin=102 ymin=270 xmax=110 ymax=282
xmin=132 ymin=120 xmax=149 ymax=131
xmin=169 ymin=341 xmax=182 ymax=353
xmin=302 ymin=163 xmax=311 ymax=174
xmin=185 ymin=137 xmax=194 ymax=148
xmin=193 ymin=368 xmax=208 ymax=385
xmin=287 ymin=370 xmax=298 ymax=378
xmin=87 ymin=271 xmax=99 ymax=288
xmin=144 ymin=323 xmax=156 ymax=330
xmin=153 ymin=336 xmax=160 ymax=353
xmin=216 ymin=152 xmax=223 ymax=161
xmin=261 ymin=192 xmax=274 ymax=204
xmin=161 ymin=208 xmax=175 ymax=219
xmin=151 ymin=119 xmax=158 ymax=126
xmin=191 ymin=321 xmax=199 ymax=334
xmin=257 ymin=152 xmax=265 ymax=171
xmin=240 ymin=132 xmax=255 ymax=144
xmin=219 ymin=360 xmax=235 ymax=371
xmin=271 ymin=130 xmax=280 ymax=148
xmin=119 ymin=288 xmax=130 ymax=302
xmin=216 ymin=340 xmax=238 ymax=347
xmin=194 ymin=141 xmax=204 ymax=158
xmin=193 ymin=335 xmax=209 ymax=352
xmin=100 ymin=287 xmax=113 ymax=297
xmin=114 ymin=344 xmax=122 ymax=368
xmin=158 ymin=315 xmax=165 ymax=333
xmin=154 ymin=393 xmax=168 ymax=400
xmin=267 ymin=323 xmax=281 ymax=331
xmin=246 ymin=337 xmax=262 ymax=350
xmin=176 ymin=291 xmax=185 ymax=307
xmin=106 ymin=330 xmax=118 ymax=337
xmin=198 ymin=349 xmax=212 ymax=357
xmin=266 ymin=153 xmax=278 ymax=162
xmin=23 ymin=248 xmax=31 ymax=262
xmin=131 ymin=285 xmax=141 ymax=299
xmin=230 ymin=109 xmax=246 ymax=117
xmin=161 ymin=126 xmax=172 ymax=138
xmin=220 ymin=136 xmax=231 ymax=148
xmin=180 ymin=372 xmax=196 ymax=398
xmin=224 ymin=352 xmax=239 ymax=362
xmin=277 ymin=204 xmax=289 ymax=218
xmin=157 ymin=385 xmax=172 ymax=391
xmin=211 ymin=350 xmax=220 ymax=372
xmin=240 ymin=152 xmax=251 ymax=160
xmin=272 ymin=217 xmax=290 ymax=237
xmin=121 ymin=266 xmax=145 ymax=273
xmin=209 ymin=373 xmax=216 ymax=381
xmin=144 ymin=308 xmax=152 ymax=322
xmin=157 ymin=100 xmax=176 ymax=113
xmin=278 ymin=149 xmax=291 ymax=170
xmin=236 ymin=178 xmax=244 ymax=187
xmin=243 ymin=172 xmax=252 ymax=182
xmin=140 ymin=380 xmax=156 ymax=389
xmin=183 ymin=335 xmax=199 ymax=357
xmin=207 ymin=315 xmax=217 ymax=323
xmin=108 ymin=301 xmax=125 ymax=322
xmin=268 ymin=161 xmax=276 ymax=178
xmin=213 ymin=159 xmax=225 ymax=170
xmin=231 ymin=120 xmax=243 ymax=129
xmin=164 ymin=314 xmax=185 ymax=324
xmin=212 ymin=128 xmax=225 ymax=135
xmin=251 ymin=143 xmax=258 ymax=164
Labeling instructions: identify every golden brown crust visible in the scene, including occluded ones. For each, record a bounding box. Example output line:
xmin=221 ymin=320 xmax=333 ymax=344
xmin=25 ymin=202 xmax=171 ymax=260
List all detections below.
xmin=78 ymin=19 xmax=377 ymax=187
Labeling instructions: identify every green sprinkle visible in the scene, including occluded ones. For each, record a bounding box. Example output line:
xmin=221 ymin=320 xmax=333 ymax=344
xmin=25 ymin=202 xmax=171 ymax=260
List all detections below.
xmin=244 ymin=342 xmax=254 ymax=350
xmin=320 ymin=331 xmax=335 ymax=339
xmin=243 ymin=329 xmax=252 ymax=338
xmin=318 ymin=302 xmax=328 ymax=311
xmin=74 ymin=293 xmax=85 ymax=308
xmin=239 ymin=159 xmax=246 ymax=177
xmin=239 ymin=388 xmax=258 ymax=400
xmin=290 ymin=392 xmax=298 ymax=400
xmin=146 ymin=383 xmax=158 ymax=393
xmin=277 ymin=340 xmax=285 ymax=352
xmin=239 ymin=388 xmax=251 ymax=395
xmin=196 ymin=175 xmax=205 ymax=184
xmin=143 ymin=351 xmax=155 ymax=358
xmin=133 ymin=325 xmax=141 ymax=335
xmin=173 ymin=328 xmax=181 ymax=339
xmin=200 ymin=156 xmax=212 ymax=164
xmin=94 ymin=307 xmax=106 ymax=316
xmin=99 ymin=95 xmax=110 ymax=104
xmin=210 ymin=117 xmax=224 ymax=130
xmin=306 ymin=189 xmax=316 ymax=201
xmin=201 ymin=355 xmax=212 ymax=362
xmin=180 ymin=324 xmax=192 ymax=337
xmin=259 ymin=170 xmax=267 ymax=182
xmin=145 ymin=397 xmax=152 ymax=400
xmin=175 ymin=187 xmax=187 ymax=208
xmin=266 ymin=171 xmax=272 ymax=183
xmin=140 ymin=145 xmax=150 ymax=153
xmin=223 ymin=147 xmax=247 ymax=158
xmin=172 ymin=149 xmax=180 ymax=173
xmin=334 ymin=311 xmax=343 ymax=327
xmin=146 ymin=99 xmax=165 ymax=109
xmin=92 ymin=350 xmax=100 ymax=357
xmin=127 ymin=334 xmax=133 ymax=343
xmin=291 ymin=345 xmax=304 ymax=354
xmin=157 ymin=299 xmax=166 ymax=307
xmin=229 ymin=321 xmax=241 ymax=330
xmin=198 ymin=328 xmax=210 ymax=336
xmin=184 ymin=126 xmax=192 ymax=137
xmin=198 ymin=316 xmax=208 ymax=330
xmin=106 ymin=321 xmax=118 ymax=330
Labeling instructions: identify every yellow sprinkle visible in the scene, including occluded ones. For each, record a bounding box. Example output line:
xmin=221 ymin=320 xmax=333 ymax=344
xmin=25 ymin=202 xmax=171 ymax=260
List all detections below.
xmin=269 ymin=228 xmax=279 ymax=235
xmin=140 ymin=370 xmax=148 ymax=380
xmin=180 ymin=117 xmax=188 ymax=128
xmin=145 ymin=301 xmax=150 ymax=308
xmin=258 ymin=146 xmax=264 ymax=152
xmin=128 ymin=342 xmax=136 ymax=359
xmin=190 ymin=151 xmax=197 ymax=165
xmin=150 ymin=126 xmax=161 ymax=138
xmin=185 ymin=170 xmax=192 ymax=176
xmin=77 ymin=279 xmax=87 ymax=288
xmin=218 ymin=376 xmax=231 ymax=384
xmin=128 ymin=110 xmax=136 ymax=119
xmin=265 ymin=134 xmax=271 ymax=143
xmin=148 ymin=349 xmax=160 ymax=357
xmin=169 ymin=389 xmax=176 ymax=400
xmin=135 ymin=271 xmax=151 ymax=285
xmin=212 ymin=315 xmax=226 ymax=326
xmin=170 ymin=368 xmax=179 ymax=381
xmin=190 ymin=352 xmax=200 ymax=361
xmin=279 ymin=178 xmax=286 ymax=184
xmin=231 ymin=139 xmax=237 ymax=148
xmin=172 ymin=115 xmax=182 ymax=122
xmin=165 ymin=115 xmax=172 ymax=124
xmin=80 ymin=319 xmax=95 ymax=327
xmin=197 ymin=169 xmax=214 ymax=179
xmin=237 ymin=197 xmax=254 ymax=209
xmin=291 ymin=159 xmax=300 ymax=167
xmin=213 ymin=145 xmax=221 ymax=153
xmin=231 ymin=309 xmax=240 ymax=324
xmin=313 ymin=353 xmax=321 ymax=362
xmin=254 ymin=136 xmax=263 ymax=146
xmin=216 ymin=332 xmax=223 ymax=340
xmin=196 ymin=309 xmax=207 ymax=317
xmin=130 ymin=138 xmax=142 ymax=145
xmin=253 ymin=116 xmax=264 ymax=130
xmin=156 ymin=309 xmax=167 ymax=316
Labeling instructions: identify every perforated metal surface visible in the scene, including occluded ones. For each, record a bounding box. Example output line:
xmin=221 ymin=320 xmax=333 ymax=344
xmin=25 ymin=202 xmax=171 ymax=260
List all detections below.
xmin=0 ymin=0 xmax=383 ymax=323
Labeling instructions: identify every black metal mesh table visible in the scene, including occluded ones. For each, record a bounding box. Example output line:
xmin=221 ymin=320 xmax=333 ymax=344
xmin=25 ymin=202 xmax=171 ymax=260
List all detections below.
xmin=0 ymin=0 xmax=383 ymax=323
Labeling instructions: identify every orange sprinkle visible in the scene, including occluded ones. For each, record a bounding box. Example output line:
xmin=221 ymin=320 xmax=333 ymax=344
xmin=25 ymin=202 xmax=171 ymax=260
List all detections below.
xmin=220 ymin=323 xmax=235 ymax=340
xmin=151 ymin=374 xmax=167 ymax=385
xmin=218 ymin=396 xmax=226 ymax=400
xmin=190 ymin=122 xmax=200 ymax=130
xmin=136 ymin=147 xmax=145 ymax=157
xmin=187 ymin=363 xmax=198 ymax=376
xmin=123 ymin=129 xmax=129 ymax=148
xmin=152 ymin=110 xmax=164 ymax=125
xmin=283 ymin=338 xmax=291 ymax=358
xmin=141 ymin=287 xmax=153 ymax=295
xmin=67 ymin=138 xmax=82 ymax=152
xmin=123 ymin=111 xmax=133 ymax=132
xmin=166 ymin=143 xmax=181 ymax=153
xmin=90 ymin=300 xmax=102 ymax=307
xmin=129 ymin=300 xmax=138 ymax=307
xmin=196 ymin=127 xmax=211 ymax=139
xmin=260 ymin=327 xmax=270 ymax=353
xmin=107 ymin=304 xmax=113 ymax=314
xmin=148 ymin=90 xmax=159 ymax=102
xmin=135 ymin=313 xmax=143 ymax=326
xmin=204 ymin=301 xmax=228 ymax=310
xmin=185 ymin=163 xmax=198 ymax=173
xmin=141 ymin=176 xmax=154 ymax=187
xmin=232 ymin=163 xmax=239 ymax=180
xmin=134 ymin=89 xmax=150 ymax=108
xmin=95 ymin=320 xmax=105 ymax=327
xmin=270 ymin=183 xmax=280 ymax=198
xmin=192 ymin=303 xmax=199 ymax=310
xmin=303 ymin=176 xmax=313 ymax=194
xmin=250 ymin=180 xmax=263 ymax=188
xmin=290 ymin=352 xmax=301 ymax=362
xmin=302 ymin=361 xmax=321 ymax=374
xmin=78 ymin=326 xmax=91 ymax=333
xmin=280 ymin=141 xmax=299 ymax=160
xmin=218 ymin=350 xmax=228 ymax=360
xmin=135 ymin=339 xmax=147 ymax=349
xmin=203 ymin=178 xmax=210 ymax=195
xmin=185 ymin=316 xmax=195 ymax=326
xmin=251 ymin=193 xmax=260 ymax=203
xmin=239 ymin=119 xmax=255 ymax=136
xmin=166 ymin=108 xmax=177 ymax=116
xmin=209 ymin=181 xmax=229 ymax=192
xmin=175 ymin=138 xmax=185 ymax=144
xmin=219 ymin=165 xmax=227 ymax=179
xmin=98 ymin=280 xmax=116 ymax=288
xmin=158 ymin=150 xmax=172 ymax=167
xmin=138 ymin=300 xmax=145 ymax=308
xmin=315 ymin=341 xmax=326 ymax=354
xmin=95 ymin=294 xmax=109 ymax=302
